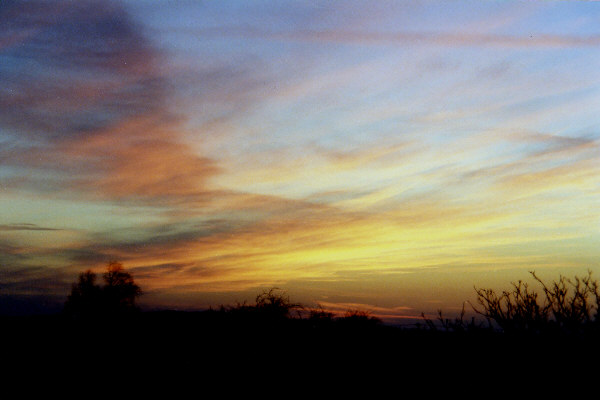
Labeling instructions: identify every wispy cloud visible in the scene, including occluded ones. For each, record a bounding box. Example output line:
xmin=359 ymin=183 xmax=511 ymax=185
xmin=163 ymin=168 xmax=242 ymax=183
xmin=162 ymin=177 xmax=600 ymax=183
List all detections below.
xmin=316 ymin=301 xmax=416 ymax=321
xmin=0 ymin=223 xmax=61 ymax=232
xmin=0 ymin=1 xmax=161 ymax=139
xmin=184 ymin=27 xmax=600 ymax=48
xmin=0 ymin=0 xmax=218 ymax=205
xmin=1 ymin=1 xmax=598 ymax=315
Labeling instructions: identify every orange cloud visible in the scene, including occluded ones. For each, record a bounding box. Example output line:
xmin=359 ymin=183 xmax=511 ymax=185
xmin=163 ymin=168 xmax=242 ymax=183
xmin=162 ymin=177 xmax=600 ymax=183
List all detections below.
xmin=0 ymin=1 xmax=223 ymax=206
xmin=316 ymin=301 xmax=417 ymax=321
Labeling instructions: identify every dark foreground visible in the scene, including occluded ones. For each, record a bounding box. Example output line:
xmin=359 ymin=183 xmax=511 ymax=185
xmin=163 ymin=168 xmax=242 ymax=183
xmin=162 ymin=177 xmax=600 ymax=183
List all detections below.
xmin=6 ymin=314 xmax=595 ymax=396
xmin=3 ymin=310 xmax=597 ymax=367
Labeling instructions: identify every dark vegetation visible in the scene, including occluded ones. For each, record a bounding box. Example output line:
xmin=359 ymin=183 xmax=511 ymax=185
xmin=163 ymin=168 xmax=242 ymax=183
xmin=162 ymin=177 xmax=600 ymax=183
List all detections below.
xmin=422 ymin=270 xmax=600 ymax=337
xmin=3 ymin=263 xmax=600 ymax=366
xmin=63 ymin=261 xmax=142 ymax=318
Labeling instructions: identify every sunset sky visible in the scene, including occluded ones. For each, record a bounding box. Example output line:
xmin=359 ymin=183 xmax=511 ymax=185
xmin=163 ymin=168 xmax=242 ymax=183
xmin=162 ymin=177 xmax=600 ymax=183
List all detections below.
xmin=1 ymin=0 xmax=599 ymax=321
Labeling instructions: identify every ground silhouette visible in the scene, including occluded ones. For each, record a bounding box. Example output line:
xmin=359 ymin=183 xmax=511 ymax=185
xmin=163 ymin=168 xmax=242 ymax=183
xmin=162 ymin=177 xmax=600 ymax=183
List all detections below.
xmin=3 ymin=266 xmax=600 ymax=369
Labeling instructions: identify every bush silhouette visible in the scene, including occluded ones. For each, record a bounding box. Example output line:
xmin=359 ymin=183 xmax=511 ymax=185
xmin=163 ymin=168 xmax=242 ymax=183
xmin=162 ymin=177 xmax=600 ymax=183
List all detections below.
xmin=337 ymin=309 xmax=382 ymax=329
xmin=307 ymin=304 xmax=335 ymax=328
xmin=254 ymin=288 xmax=303 ymax=319
xmin=421 ymin=303 xmax=485 ymax=334
xmin=471 ymin=270 xmax=600 ymax=336
xmin=215 ymin=289 xmax=389 ymax=338
xmin=64 ymin=261 xmax=142 ymax=319
xmin=224 ymin=288 xmax=303 ymax=325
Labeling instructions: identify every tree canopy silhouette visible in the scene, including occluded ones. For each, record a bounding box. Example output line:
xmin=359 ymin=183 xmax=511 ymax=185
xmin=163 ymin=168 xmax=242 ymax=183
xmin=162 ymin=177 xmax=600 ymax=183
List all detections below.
xmin=64 ymin=261 xmax=142 ymax=318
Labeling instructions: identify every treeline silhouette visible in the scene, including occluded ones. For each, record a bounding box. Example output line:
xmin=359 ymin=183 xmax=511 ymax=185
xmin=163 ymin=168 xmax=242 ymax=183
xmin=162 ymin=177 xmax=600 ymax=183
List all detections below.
xmin=4 ymin=262 xmax=600 ymax=365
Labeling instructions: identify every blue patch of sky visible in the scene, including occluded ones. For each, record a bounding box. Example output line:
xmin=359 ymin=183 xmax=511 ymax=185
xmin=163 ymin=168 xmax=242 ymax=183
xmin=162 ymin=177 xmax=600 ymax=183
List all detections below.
xmin=500 ymin=2 xmax=600 ymax=37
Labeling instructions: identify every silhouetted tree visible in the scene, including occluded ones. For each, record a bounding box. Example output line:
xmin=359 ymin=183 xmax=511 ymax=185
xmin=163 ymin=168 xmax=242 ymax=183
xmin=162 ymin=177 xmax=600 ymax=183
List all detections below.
xmin=102 ymin=261 xmax=142 ymax=314
xmin=64 ymin=261 xmax=141 ymax=318
xmin=64 ymin=270 xmax=103 ymax=318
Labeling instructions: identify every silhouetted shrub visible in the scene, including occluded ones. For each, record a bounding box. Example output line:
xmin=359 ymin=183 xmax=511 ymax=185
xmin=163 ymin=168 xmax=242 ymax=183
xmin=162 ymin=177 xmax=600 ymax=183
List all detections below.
xmin=307 ymin=304 xmax=335 ymax=325
xmin=215 ymin=289 xmax=391 ymax=338
xmin=254 ymin=288 xmax=303 ymax=319
xmin=472 ymin=270 xmax=600 ymax=336
xmin=221 ymin=288 xmax=304 ymax=329
xmin=337 ymin=309 xmax=382 ymax=329
xmin=421 ymin=303 xmax=488 ymax=334
xmin=418 ymin=270 xmax=600 ymax=339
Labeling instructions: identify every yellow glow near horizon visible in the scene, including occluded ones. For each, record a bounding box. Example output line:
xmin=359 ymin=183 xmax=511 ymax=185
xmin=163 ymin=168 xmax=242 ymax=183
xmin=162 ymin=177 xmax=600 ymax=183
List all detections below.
xmin=1 ymin=1 xmax=598 ymax=319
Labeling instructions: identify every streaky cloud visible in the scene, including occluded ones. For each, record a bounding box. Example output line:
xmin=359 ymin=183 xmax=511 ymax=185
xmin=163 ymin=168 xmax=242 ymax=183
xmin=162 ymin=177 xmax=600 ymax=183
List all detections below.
xmin=186 ymin=26 xmax=600 ymax=48
xmin=0 ymin=0 xmax=162 ymax=139
xmin=0 ymin=0 xmax=219 ymax=204
xmin=0 ymin=223 xmax=62 ymax=231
